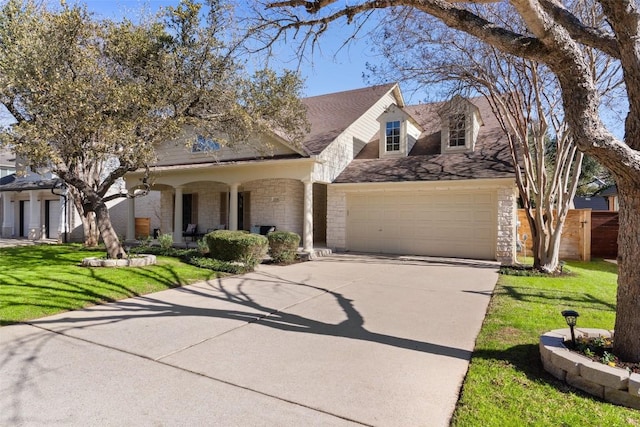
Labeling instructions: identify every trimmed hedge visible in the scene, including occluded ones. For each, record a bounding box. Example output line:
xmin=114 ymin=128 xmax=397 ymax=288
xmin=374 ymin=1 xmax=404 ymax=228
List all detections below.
xmin=205 ymin=230 xmax=268 ymax=270
xmin=267 ymin=231 xmax=300 ymax=264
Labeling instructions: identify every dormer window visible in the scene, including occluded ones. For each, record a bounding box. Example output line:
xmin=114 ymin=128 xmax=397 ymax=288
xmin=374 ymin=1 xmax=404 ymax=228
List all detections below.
xmin=439 ymin=96 xmax=483 ymax=153
xmin=385 ymin=121 xmax=401 ymax=152
xmin=193 ymin=135 xmax=221 ymax=153
xmin=448 ymin=114 xmax=466 ymax=148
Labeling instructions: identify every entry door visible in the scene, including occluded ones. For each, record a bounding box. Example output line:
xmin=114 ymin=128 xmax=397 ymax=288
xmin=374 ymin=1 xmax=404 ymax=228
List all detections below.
xmin=20 ymin=200 xmax=30 ymax=237
xmin=46 ymin=200 xmax=60 ymax=239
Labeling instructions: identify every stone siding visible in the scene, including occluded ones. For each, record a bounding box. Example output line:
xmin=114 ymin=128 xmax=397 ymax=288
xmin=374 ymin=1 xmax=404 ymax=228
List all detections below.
xmin=244 ymin=179 xmax=303 ymax=236
xmin=326 ymin=186 xmax=347 ymax=251
xmin=496 ymin=186 xmax=517 ymax=264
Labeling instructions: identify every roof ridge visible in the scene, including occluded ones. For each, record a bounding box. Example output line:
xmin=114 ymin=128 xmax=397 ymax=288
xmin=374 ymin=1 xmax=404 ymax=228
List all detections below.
xmin=302 ymin=83 xmax=396 ymax=101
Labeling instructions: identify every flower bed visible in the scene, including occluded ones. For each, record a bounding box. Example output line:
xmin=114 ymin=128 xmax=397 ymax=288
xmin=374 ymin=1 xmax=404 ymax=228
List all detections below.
xmin=540 ymin=328 xmax=640 ymax=409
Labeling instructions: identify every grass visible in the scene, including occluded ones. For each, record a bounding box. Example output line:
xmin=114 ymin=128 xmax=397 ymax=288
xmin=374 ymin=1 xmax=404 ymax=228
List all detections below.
xmin=451 ymin=259 xmax=640 ymax=426
xmin=0 ymin=244 xmax=220 ymax=325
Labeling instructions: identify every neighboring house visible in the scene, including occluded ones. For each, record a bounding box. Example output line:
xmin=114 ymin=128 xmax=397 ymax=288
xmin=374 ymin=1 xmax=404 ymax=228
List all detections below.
xmin=573 ymin=196 xmax=609 ymax=211
xmin=572 ymin=185 xmax=618 ymax=211
xmin=125 ymin=83 xmax=519 ymax=263
xmin=0 ymin=153 xmax=70 ymax=240
xmin=598 ymin=185 xmax=619 ymax=211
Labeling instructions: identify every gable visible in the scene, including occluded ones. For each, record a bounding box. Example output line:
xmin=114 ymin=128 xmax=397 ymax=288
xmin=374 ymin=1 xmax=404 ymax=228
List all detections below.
xmin=153 ymin=127 xmax=301 ymax=167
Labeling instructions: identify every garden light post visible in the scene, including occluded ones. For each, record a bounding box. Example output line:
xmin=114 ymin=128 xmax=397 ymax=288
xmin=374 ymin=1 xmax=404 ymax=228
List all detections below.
xmin=561 ymin=310 xmax=579 ymax=347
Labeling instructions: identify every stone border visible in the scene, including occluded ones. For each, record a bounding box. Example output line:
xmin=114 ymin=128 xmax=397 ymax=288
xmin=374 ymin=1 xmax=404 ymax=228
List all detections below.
xmin=81 ymin=254 xmax=157 ymax=268
xmin=540 ymin=328 xmax=640 ymax=409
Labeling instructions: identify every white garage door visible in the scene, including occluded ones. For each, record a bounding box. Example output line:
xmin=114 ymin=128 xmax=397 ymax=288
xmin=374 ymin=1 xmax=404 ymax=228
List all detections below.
xmin=346 ymin=190 xmax=497 ymax=259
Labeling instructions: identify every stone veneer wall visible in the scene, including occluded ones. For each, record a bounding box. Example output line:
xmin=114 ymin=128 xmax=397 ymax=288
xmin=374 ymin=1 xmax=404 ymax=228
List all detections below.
xmin=541 ymin=328 xmax=640 ymax=410
xmin=244 ymin=179 xmax=303 ymax=236
xmin=496 ymin=186 xmax=517 ymax=265
xmin=159 ymin=182 xmax=228 ymax=234
xmin=326 ymin=186 xmax=347 ymax=251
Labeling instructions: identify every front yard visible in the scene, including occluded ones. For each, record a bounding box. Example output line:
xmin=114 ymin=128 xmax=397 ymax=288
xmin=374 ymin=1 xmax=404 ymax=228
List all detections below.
xmin=452 ymin=260 xmax=640 ymax=426
xmin=0 ymin=244 xmax=218 ymax=325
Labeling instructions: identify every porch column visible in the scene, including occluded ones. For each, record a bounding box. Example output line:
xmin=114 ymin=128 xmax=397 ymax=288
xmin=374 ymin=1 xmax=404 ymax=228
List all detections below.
xmin=1 ymin=192 xmax=12 ymax=237
xmin=126 ymin=197 xmax=135 ymax=241
xmin=302 ymin=179 xmax=314 ymax=252
xmin=173 ymin=186 xmax=184 ymax=243
xmin=229 ymin=183 xmax=239 ymax=231
xmin=28 ymin=190 xmax=40 ymax=240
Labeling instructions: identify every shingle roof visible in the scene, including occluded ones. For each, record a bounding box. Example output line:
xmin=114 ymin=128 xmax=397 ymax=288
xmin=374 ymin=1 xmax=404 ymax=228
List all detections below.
xmin=335 ymin=95 xmax=515 ymax=183
xmin=0 ymin=174 xmax=59 ymax=191
xmin=301 ymin=83 xmax=397 ymax=155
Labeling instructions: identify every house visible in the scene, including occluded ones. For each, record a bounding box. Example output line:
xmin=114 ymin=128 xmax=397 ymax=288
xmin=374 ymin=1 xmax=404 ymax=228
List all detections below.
xmin=598 ymin=185 xmax=618 ymax=211
xmin=124 ymin=83 xmax=519 ymax=263
xmin=0 ymin=151 xmax=71 ymax=240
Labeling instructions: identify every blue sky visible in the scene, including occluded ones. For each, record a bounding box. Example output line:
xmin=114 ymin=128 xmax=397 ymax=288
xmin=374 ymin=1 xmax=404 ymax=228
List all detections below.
xmin=78 ymin=0 xmax=386 ymax=100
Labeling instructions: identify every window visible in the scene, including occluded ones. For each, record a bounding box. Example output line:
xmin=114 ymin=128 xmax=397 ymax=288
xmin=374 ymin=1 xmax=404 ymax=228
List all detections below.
xmin=385 ymin=121 xmax=401 ymax=152
xmin=449 ymin=114 xmax=466 ymax=147
xmin=192 ymin=135 xmax=221 ymax=153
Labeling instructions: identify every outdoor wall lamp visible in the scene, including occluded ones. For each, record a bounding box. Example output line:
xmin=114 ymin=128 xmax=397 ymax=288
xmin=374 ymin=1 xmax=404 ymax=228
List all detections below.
xmin=561 ymin=309 xmax=580 ymax=347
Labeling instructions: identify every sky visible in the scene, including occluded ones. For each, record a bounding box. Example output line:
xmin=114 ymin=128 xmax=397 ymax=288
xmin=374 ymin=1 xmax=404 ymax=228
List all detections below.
xmin=77 ymin=0 xmax=388 ymax=100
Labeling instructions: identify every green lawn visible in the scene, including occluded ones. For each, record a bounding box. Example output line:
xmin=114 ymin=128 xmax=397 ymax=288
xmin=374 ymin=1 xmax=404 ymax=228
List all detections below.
xmin=0 ymin=244 xmax=219 ymax=325
xmin=451 ymin=259 xmax=640 ymax=426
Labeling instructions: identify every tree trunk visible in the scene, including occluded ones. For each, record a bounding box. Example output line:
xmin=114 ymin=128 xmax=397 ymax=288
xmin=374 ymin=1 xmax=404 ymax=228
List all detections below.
xmin=84 ymin=211 xmax=99 ymax=247
xmin=68 ymin=186 xmax=100 ymax=246
xmin=94 ymin=202 xmax=127 ymax=259
xmin=613 ymin=179 xmax=640 ymax=362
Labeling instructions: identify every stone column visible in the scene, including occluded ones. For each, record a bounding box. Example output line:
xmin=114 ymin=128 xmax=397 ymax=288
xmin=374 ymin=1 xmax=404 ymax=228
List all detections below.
xmin=173 ymin=186 xmax=184 ymax=243
xmin=229 ymin=183 xmax=239 ymax=231
xmin=302 ymin=179 xmax=314 ymax=252
xmin=126 ymin=197 xmax=136 ymax=241
xmin=28 ymin=190 xmax=40 ymax=240
xmin=1 ymin=192 xmax=12 ymax=237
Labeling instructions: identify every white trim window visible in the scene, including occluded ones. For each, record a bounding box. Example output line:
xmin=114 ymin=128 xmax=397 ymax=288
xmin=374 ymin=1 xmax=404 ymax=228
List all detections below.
xmin=449 ymin=114 xmax=466 ymax=148
xmin=385 ymin=120 xmax=401 ymax=152
xmin=192 ymin=135 xmax=221 ymax=153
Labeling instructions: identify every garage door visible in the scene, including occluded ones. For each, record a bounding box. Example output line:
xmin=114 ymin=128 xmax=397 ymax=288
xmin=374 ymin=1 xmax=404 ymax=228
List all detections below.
xmin=346 ymin=190 xmax=497 ymax=259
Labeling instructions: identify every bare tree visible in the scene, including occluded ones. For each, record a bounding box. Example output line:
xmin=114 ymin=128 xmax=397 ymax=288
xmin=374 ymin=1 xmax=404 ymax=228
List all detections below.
xmin=256 ymin=0 xmax=640 ymax=362
xmin=365 ymin=6 xmax=601 ymax=273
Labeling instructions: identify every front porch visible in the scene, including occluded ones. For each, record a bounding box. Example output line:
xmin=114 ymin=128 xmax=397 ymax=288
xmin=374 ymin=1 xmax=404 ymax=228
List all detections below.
xmin=125 ymin=160 xmax=328 ymax=254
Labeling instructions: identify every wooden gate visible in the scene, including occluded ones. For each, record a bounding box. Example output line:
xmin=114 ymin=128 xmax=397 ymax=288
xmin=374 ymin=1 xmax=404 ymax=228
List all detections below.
xmin=591 ymin=212 xmax=619 ymax=258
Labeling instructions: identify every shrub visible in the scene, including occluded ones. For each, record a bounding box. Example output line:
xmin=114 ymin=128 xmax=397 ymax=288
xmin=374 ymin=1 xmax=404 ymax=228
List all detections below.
xmin=267 ymin=231 xmax=300 ymax=264
xmin=158 ymin=233 xmax=173 ymax=249
xmin=205 ymin=230 xmax=268 ymax=270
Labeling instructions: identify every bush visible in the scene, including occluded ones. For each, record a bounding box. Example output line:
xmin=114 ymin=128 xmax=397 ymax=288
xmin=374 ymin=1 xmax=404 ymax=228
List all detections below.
xmin=267 ymin=231 xmax=300 ymax=264
xmin=158 ymin=233 xmax=173 ymax=249
xmin=205 ymin=230 xmax=268 ymax=270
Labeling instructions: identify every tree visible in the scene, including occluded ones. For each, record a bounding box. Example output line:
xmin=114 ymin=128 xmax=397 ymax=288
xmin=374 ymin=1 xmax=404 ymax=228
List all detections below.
xmin=257 ymin=0 xmax=640 ymax=362
xmin=367 ymin=6 xmax=592 ymax=273
xmin=0 ymin=0 xmax=308 ymax=258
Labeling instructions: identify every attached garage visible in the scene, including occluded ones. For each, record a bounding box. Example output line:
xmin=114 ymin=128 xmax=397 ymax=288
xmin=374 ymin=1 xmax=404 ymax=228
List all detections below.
xmin=346 ymin=189 xmax=497 ymax=259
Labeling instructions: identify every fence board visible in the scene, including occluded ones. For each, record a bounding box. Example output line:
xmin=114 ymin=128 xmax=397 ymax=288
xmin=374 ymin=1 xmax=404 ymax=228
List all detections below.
xmin=591 ymin=212 xmax=618 ymax=259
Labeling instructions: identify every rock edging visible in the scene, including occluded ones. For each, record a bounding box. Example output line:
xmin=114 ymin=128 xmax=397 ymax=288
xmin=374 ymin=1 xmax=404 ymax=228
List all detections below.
xmin=81 ymin=254 xmax=157 ymax=267
xmin=540 ymin=328 xmax=640 ymax=409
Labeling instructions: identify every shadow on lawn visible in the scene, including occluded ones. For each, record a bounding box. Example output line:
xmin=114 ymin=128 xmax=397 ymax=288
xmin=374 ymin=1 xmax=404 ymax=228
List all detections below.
xmin=471 ymin=344 xmax=572 ymax=391
xmin=499 ymin=285 xmax=616 ymax=312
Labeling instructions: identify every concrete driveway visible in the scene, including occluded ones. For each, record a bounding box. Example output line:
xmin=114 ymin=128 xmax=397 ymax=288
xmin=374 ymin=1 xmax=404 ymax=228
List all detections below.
xmin=0 ymin=254 xmax=499 ymax=426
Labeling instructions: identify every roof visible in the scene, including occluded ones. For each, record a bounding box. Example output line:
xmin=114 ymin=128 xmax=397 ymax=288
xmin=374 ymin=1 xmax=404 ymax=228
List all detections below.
xmin=573 ymin=196 xmax=609 ymax=210
xmin=335 ymin=95 xmax=515 ymax=183
xmin=598 ymin=185 xmax=618 ymax=197
xmin=0 ymin=174 xmax=60 ymax=192
xmin=301 ymin=83 xmax=397 ymax=155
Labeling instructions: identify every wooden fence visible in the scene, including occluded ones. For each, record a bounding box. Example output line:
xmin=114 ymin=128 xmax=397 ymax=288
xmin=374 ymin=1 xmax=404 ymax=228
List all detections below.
xmin=591 ymin=212 xmax=619 ymax=259
xmin=517 ymin=209 xmax=591 ymax=261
